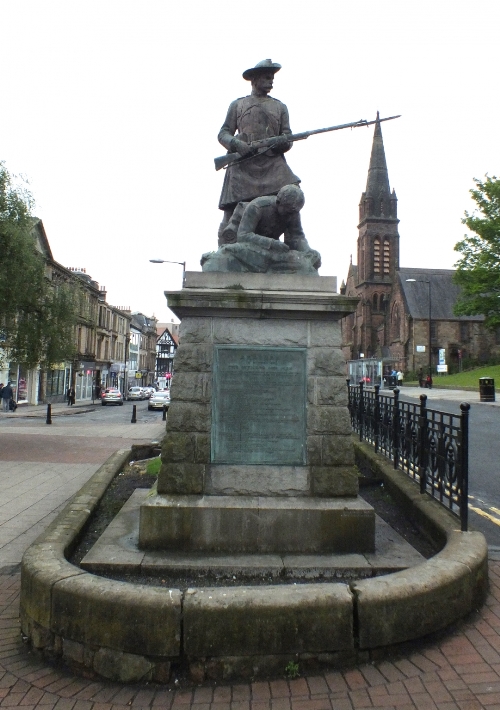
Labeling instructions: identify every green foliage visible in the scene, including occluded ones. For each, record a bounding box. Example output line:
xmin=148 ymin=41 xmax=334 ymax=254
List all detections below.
xmin=0 ymin=162 xmax=78 ymax=368
xmin=146 ymin=457 xmax=162 ymax=476
xmin=284 ymin=660 xmax=300 ymax=679
xmin=454 ymin=175 xmax=500 ymax=329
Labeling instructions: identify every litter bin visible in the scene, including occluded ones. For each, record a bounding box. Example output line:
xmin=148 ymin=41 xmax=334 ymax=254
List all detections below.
xmin=479 ymin=377 xmax=495 ymax=402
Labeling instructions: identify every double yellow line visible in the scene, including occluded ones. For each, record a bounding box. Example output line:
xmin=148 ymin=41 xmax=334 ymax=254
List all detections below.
xmin=469 ymin=495 xmax=500 ymax=527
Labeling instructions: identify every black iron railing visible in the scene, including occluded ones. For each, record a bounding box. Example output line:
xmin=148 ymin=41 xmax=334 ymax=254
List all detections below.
xmin=347 ymin=380 xmax=470 ymax=531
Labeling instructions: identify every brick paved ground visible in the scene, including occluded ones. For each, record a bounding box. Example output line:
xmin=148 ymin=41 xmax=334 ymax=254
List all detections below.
xmin=0 ymin=556 xmax=498 ymax=708
xmin=1 ymin=401 xmax=500 ymax=707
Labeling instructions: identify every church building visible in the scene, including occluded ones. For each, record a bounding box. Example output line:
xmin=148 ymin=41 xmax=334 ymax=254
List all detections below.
xmin=340 ymin=116 xmax=499 ymax=375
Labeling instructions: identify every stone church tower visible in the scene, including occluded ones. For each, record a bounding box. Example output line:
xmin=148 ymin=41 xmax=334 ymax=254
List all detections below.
xmin=342 ymin=115 xmax=496 ymax=372
xmin=357 ymin=112 xmax=399 ymax=285
xmin=342 ymin=113 xmax=400 ymax=359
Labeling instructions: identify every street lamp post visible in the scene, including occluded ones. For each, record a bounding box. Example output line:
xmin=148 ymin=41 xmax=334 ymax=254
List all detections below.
xmin=406 ymin=278 xmax=432 ymax=376
xmin=149 ymin=259 xmax=186 ymax=286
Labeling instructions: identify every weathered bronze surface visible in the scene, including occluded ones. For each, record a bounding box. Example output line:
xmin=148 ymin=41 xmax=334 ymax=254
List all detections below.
xmin=217 ymin=59 xmax=299 ymax=217
xmin=203 ymin=186 xmax=321 ymax=274
xmin=212 ymin=346 xmax=307 ymax=465
xmin=208 ymin=61 xmax=323 ymax=274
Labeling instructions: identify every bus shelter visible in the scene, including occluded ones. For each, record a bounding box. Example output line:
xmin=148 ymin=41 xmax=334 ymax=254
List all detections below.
xmin=348 ymin=359 xmax=401 ymax=389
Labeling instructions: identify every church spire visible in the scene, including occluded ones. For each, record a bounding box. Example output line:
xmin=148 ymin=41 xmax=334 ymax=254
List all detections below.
xmin=365 ymin=112 xmax=390 ymax=197
xmin=356 ymin=111 xmax=400 ymax=283
xmin=359 ymin=112 xmax=397 ymax=222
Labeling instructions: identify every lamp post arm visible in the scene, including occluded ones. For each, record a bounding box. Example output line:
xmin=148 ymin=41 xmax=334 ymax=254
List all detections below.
xmin=149 ymin=259 xmax=186 ymax=286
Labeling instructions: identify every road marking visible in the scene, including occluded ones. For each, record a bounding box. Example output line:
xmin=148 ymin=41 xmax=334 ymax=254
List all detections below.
xmin=469 ymin=505 xmax=500 ymax=527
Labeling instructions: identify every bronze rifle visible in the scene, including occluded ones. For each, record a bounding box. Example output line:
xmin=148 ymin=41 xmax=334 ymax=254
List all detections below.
xmin=214 ymin=114 xmax=400 ymax=171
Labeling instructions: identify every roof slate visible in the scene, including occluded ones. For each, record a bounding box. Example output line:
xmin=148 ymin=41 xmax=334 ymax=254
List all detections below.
xmin=399 ymin=268 xmax=483 ymax=321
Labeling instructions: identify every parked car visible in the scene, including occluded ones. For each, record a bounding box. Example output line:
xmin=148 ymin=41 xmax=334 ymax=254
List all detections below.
xmin=148 ymin=390 xmax=171 ymax=411
xmin=101 ymin=388 xmax=124 ymax=406
xmin=127 ymin=387 xmax=145 ymax=401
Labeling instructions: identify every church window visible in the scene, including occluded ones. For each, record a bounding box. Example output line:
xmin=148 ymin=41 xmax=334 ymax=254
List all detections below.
xmin=460 ymin=322 xmax=470 ymax=342
xmin=391 ymin=303 xmax=400 ymax=339
xmin=373 ymin=238 xmax=380 ymax=273
xmin=383 ymin=240 xmax=390 ymax=274
xmin=373 ymin=294 xmax=378 ymax=311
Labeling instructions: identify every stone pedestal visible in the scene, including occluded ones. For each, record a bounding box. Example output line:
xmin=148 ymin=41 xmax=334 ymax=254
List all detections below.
xmin=139 ymin=272 xmax=373 ymax=553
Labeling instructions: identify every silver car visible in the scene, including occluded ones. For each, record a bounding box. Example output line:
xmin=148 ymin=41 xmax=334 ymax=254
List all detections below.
xmin=101 ymin=388 xmax=124 ymax=406
xmin=148 ymin=390 xmax=171 ymax=411
xmin=127 ymin=387 xmax=145 ymax=401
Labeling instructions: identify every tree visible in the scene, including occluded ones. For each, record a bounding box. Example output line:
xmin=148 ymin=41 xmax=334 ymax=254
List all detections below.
xmin=0 ymin=161 xmax=79 ymax=369
xmin=454 ymin=175 xmax=500 ymax=329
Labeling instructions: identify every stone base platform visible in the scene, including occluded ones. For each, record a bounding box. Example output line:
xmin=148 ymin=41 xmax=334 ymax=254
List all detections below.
xmin=138 ymin=487 xmax=375 ymax=553
xmin=82 ymin=490 xmax=423 ymax=577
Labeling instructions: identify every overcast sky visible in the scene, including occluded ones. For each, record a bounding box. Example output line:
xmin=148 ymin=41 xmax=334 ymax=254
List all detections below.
xmin=1 ymin=0 xmax=498 ymax=322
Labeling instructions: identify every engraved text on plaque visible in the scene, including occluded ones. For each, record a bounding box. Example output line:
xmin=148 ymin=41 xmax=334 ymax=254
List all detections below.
xmin=212 ymin=346 xmax=307 ymax=465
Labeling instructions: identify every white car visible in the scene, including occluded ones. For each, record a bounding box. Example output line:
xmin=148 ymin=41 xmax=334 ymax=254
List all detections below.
xmin=143 ymin=386 xmax=156 ymax=398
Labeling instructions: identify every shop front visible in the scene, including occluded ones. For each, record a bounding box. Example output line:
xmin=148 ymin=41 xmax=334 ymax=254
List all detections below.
xmin=75 ymin=361 xmax=95 ymax=402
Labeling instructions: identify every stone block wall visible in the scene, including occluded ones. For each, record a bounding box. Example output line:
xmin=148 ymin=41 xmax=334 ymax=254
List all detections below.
xmin=158 ymin=316 xmax=357 ymax=497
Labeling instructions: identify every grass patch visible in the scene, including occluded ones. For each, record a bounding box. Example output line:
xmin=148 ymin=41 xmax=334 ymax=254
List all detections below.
xmin=146 ymin=456 xmax=162 ymax=475
xmin=407 ymin=364 xmax=500 ymax=388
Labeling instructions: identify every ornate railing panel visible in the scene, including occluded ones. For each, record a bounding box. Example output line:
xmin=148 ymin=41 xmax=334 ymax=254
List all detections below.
xmin=347 ymin=380 xmax=469 ymax=531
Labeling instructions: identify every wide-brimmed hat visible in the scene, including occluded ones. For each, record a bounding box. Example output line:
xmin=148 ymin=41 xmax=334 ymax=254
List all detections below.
xmin=242 ymin=59 xmax=281 ymax=81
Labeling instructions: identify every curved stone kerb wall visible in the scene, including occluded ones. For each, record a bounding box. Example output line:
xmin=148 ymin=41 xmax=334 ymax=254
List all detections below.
xmin=20 ymin=446 xmax=488 ymax=683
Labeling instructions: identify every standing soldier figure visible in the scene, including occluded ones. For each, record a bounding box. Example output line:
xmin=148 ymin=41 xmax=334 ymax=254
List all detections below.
xmin=217 ymin=59 xmax=301 ymax=245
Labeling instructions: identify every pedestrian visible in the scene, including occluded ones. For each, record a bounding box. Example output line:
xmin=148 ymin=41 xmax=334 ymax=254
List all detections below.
xmin=1 ymin=382 xmax=13 ymax=412
xmin=426 ymin=374 xmax=433 ymax=389
xmin=66 ymin=386 xmax=75 ymax=406
xmin=418 ymin=367 xmax=424 ymax=388
xmin=397 ymin=370 xmax=404 ymax=387
xmin=0 ymin=383 xmax=3 ymax=399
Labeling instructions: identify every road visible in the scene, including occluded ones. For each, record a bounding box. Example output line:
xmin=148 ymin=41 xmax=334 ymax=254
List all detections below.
xmin=398 ymin=387 xmax=500 ymax=547
xmin=0 ymin=399 xmax=166 ymax=568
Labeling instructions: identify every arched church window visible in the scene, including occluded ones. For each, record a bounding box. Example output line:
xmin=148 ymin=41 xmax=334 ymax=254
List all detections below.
xmin=373 ymin=294 xmax=378 ymax=311
xmin=374 ymin=238 xmax=380 ymax=273
xmin=391 ymin=302 xmax=400 ymax=339
xmin=383 ymin=240 xmax=390 ymax=274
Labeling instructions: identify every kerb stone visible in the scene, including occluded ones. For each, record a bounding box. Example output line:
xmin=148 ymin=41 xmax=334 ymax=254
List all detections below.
xmin=183 ymin=583 xmax=353 ymax=656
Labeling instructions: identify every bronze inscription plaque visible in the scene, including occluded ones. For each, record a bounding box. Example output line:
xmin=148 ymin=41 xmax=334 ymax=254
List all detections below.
xmin=212 ymin=346 xmax=307 ymax=465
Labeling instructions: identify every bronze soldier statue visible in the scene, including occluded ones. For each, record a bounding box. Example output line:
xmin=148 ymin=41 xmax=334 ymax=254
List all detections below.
xmin=217 ymin=59 xmax=300 ymax=246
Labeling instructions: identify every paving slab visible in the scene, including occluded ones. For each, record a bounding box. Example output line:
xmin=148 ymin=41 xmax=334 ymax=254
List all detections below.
xmin=0 ymin=410 xmax=165 ymax=568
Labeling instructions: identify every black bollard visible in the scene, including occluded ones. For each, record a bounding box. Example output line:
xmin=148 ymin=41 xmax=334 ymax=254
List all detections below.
xmin=46 ymin=403 xmax=52 ymax=425
xmin=131 ymin=404 xmax=137 ymax=423
xmin=162 ymin=404 xmax=167 ymax=421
